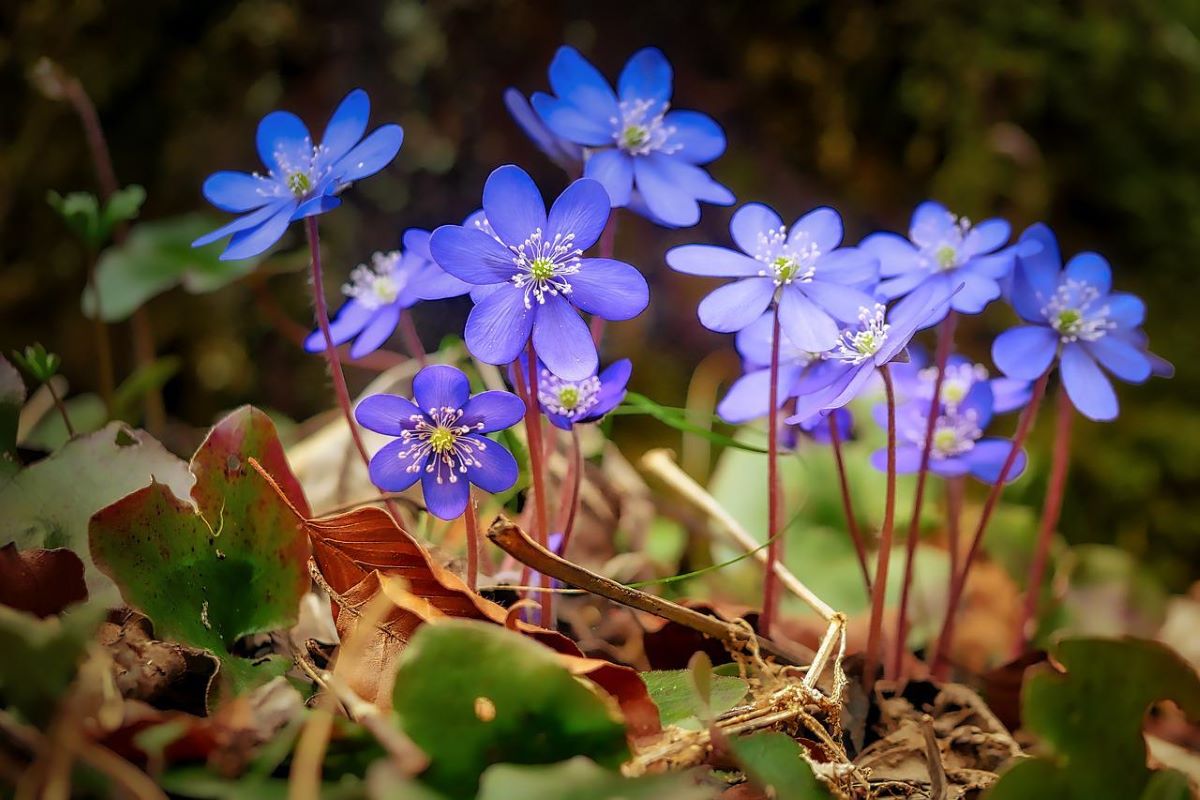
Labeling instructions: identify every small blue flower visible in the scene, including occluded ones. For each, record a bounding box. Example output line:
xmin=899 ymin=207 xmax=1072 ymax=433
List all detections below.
xmin=527 ymin=46 xmax=733 ymax=228
xmin=667 ymin=203 xmax=879 ymax=351
xmin=862 ymin=201 xmax=1019 ymax=325
xmin=303 ymin=229 xmax=472 ymax=359
xmin=889 ymin=349 xmax=1032 ymax=416
xmin=429 ymin=165 xmax=649 ymax=381
xmin=992 ymin=223 xmax=1171 ymax=421
xmin=512 ymin=354 xmax=632 ymax=430
xmin=194 ymin=89 xmax=404 ymax=260
xmin=355 ymin=365 xmax=525 ymax=520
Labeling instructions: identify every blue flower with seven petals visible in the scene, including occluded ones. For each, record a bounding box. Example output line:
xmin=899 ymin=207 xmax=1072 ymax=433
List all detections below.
xmin=356 ymin=365 xmax=524 ymax=520
xmin=513 ymin=354 xmax=632 ymax=431
xmin=991 ymin=224 xmax=1170 ymax=421
xmin=429 ymin=165 xmax=649 ymax=382
xmin=194 ymin=89 xmax=403 ymax=260
xmin=303 ymin=229 xmax=471 ymax=359
xmin=862 ymin=201 xmax=1017 ymax=326
xmin=529 ymin=46 xmax=733 ymax=228
xmin=667 ymin=203 xmax=879 ymax=351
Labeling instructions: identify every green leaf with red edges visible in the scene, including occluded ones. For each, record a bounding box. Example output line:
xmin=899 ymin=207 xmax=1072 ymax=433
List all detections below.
xmin=89 ymin=407 xmax=310 ymax=703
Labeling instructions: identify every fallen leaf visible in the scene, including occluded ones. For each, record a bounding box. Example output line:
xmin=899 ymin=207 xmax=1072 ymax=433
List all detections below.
xmin=98 ymin=611 xmax=217 ymax=716
xmin=641 ymin=669 xmax=749 ymax=728
xmin=0 ymin=544 xmax=88 ymax=617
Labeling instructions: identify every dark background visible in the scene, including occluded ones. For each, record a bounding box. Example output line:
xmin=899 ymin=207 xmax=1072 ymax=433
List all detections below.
xmin=2 ymin=1 xmax=1196 ymax=588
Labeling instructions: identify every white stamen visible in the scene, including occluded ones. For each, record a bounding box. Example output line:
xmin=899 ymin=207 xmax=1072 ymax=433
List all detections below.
xmin=751 ymin=224 xmax=821 ymax=287
xmin=609 ymin=99 xmax=679 ymax=156
xmin=397 ymin=406 xmax=487 ymax=485
xmin=1041 ymin=279 xmax=1114 ymax=342
xmin=912 ymin=210 xmax=972 ymax=272
xmin=830 ymin=304 xmax=890 ymax=364
xmin=537 ymin=368 xmax=602 ymax=419
xmin=342 ymin=251 xmax=405 ymax=310
xmin=507 ymin=227 xmax=583 ymax=309
xmin=255 ymin=137 xmax=335 ymax=200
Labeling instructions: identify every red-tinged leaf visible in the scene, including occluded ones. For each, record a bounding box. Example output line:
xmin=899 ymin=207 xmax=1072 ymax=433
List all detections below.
xmin=0 ymin=544 xmax=87 ymax=617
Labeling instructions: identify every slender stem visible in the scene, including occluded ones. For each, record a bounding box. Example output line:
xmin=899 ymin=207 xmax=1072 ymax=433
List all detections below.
xmin=864 ymin=367 xmax=898 ymax=690
xmin=589 ymin=214 xmax=619 ymax=346
xmin=554 ymin=426 xmax=584 ymax=555
xmin=761 ymin=305 xmax=784 ymax=637
xmin=521 ymin=342 xmax=552 ymax=627
xmin=464 ymin=490 xmax=480 ymax=591
xmin=398 ymin=310 xmax=427 ymax=366
xmin=1012 ymin=385 xmax=1073 ymax=656
xmin=930 ymin=372 xmax=1048 ymax=679
xmin=44 ymin=381 xmax=75 ymax=438
xmin=828 ymin=415 xmax=871 ymax=596
xmin=945 ymin=476 xmax=964 ymax=593
xmin=892 ymin=312 xmax=956 ymax=678
xmin=84 ymin=253 xmax=115 ymax=413
xmin=305 ymin=218 xmax=372 ymax=470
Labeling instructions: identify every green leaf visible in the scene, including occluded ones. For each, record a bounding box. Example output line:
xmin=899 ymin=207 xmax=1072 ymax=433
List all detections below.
xmin=612 ymin=392 xmax=769 ymax=454
xmin=729 ymin=732 xmax=832 ymax=800
xmin=0 ymin=355 xmax=25 ymax=484
xmin=101 ymin=184 xmax=146 ymax=229
xmin=0 ymin=603 xmax=106 ymax=725
xmin=10 ymin=343 xmax=62 ymax=383
xmin=1139 ymin=770 xmax=1195 ymax=800
xmin=89 ymin=407 xmax=311 ymax=701
xmin=391 ymin=620 xmax=629 ymax=797
xmin=477 ymin=758 xmax=711 ymax=800
xmin=641 ymin=669 xmax=748 ymax=729
xmin=47 ymin=190 xmax=103 ymax=247
xmin=22 ymin=393 xmax=108 ymax=451
xmin=83 ymin=215 xmax=263 ymax=322
xmin=0 ymin=422 xmax=192 ymax=605
xmin=989 ymin=638 xmax=1200 ymax=800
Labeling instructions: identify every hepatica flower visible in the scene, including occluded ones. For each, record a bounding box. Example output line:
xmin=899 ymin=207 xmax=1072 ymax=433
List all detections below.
xmin=529 ymin=46 xmax=733 ymax=227
xmin=992 ymin=224 xmax=1170 ymax=421
xmin=890 ymin=350 xmax=1032 ymax=416
xmin=513 ymin=354 xmax=632 ymax=430
xmin=429 ymin=165 xmax=649 ymax=381
xmin=862 ymin=201 xmax=1017 ymax=324
xmin=304 ymin=229 xmax=471 ymax=359
xmin=668 ymin=203 xmax=879 ymax=351
xmin=195 ymin=89 xmax=403 ymax=260
xmin=356 ymin=365 xmax=524 ymax=520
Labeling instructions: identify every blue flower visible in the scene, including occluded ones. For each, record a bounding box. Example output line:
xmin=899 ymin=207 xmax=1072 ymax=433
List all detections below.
xmin=355 ymin=365 xmax=525 ymax=520
xmin=667 ymin=203 xmax=879 ymax=351
xmin=429 ymin=165 xmax=649 ymax=381
xmin=527 ymin=46 xmax=733 ymax=228
xmin=303 ymin=229 xmax=472 ymax=359
xmin=992 ymin=223 xmax=1171 ymax=421
xmin=194 ymin=89 xmax=404 ymax=260
xmin=512 ymin=354 xmax=632 ymax=430
xmin=869 ymin=376 xmax=1028 ymax=483
xmin=862 ymin=201 xmax=1018 ymax=325
xmin=889 ymin=349 xmax=1032 ymax=416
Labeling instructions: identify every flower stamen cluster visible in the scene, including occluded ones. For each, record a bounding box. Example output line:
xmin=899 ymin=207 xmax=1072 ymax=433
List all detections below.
xmin=397 ymin=407 xmax=486 ymax=484
xmin=831 ymin=304 xmax=889 ymax=364
xmin=610 ymin=99 xmax=679 ymax=156
xmin=537 ymin=369 xmax=602 ymax=419
xmin=919 ymin=361 xmax=989 ymax=409
xmin=1042 ymin=280 xmax=1113 ymax=342
xmin=509 ymin=228 xmax=583 ymax=309
xmin=927 ymin=410 xmax=983 ymax=459
xmin=342 ymin=251 xmax=404 ymax=310
xmin=752 ymin=226 xmax=820 ymax=287
xmin=262 ymin=139 xmax=335 ymax=200
xmin=914 ymin=211 xmax=972 ymax=273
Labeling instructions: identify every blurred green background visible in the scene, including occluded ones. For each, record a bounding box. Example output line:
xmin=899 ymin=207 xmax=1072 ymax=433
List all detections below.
xmin=1 ymin=1 xmax=1195 ymax=589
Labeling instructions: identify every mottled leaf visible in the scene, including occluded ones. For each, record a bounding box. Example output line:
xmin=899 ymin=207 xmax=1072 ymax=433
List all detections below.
xmin=642 ymin=668 xmax=748 ymax=728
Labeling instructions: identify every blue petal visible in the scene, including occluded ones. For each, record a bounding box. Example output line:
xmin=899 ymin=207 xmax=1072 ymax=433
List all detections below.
xmin=961 ymin=218 xmax=1010 ymax=258
xmin=871 ymin=445 xmax=932 ymax=475
xmin=633 ymin=155 xmax=700 ymax=227
xmin=908 ymin=200 xmax=955 ymax=245
xmin=332 ymin=124 xmax=403 ymax=182
xmin=992 ymin=325 xmax=1058 ymax=380
xmin=879 ymin=279 xmax=957 ymax=360
xmin=219 ymin=202 xmax=295 ymax=260
xmin=801 ymin=281 xmax=877 ymax=324
xmin=421 ymin=469 xmax=470 ymax=520
xmin=860 ymin=232 xmax=921 ymax=278
xmin=618 ymin=47 xmax=672 ymax=107
xmin=304 ymin=301 xmax=374 ymax=352
xmin=545 ymin=178 xmax=610 ymax=251
xmin=412 ymin=260 xmax=473 ymax=301
xmin=202 ymin=171 xmax=276 ymax=212
xmin=356 ymin=394 xmax=423 ymax=435
xmin=734 ymin=312 xmax=777 ymax=366
xmin=291 ymin=193 xmax=342 ymax=220
xmin=1064 ymin=252 xmax=1113 ymax=295
xmin=1010 ymin=223 xmax=1063 ymax=322
xmin=413 ymin=364 xmax=471 ymax=411
xmin=532 ymin=294 xmax=597 ymax=381
xmin=465 ymin=435 xmax=520 ymax=493
xmin=1085 ymin=335 xmax=1151 ymax=384
xmin=990 ymin=377 xmax=1033 ymax=414
xmin=531 ymin=93 xmax=614 ymax=147
xmin=789 ymin=207 xmax=843 ymax=253
xmin=483 ymin=165 xmax=547 ymax=245
xmin=666 ymin=244 xmax=762 ymax=277
xmin=461 ymin=391 xmax=526 ymax=433
xmin=875 ymin=270 xmax=929 ymax=301
xmin=504 ymin=88 xmax=582 ymax=169
xmin=664 ymin=110 xmax=725 ymax=164
xmin=778 ymin=285 xmax=840 ymax=351
xmin=349 ymin=304 xmax=400 ymax=359
xmin=548 ymin=46 xmax=618 ymax=120
xmin=368 ymin=439 xmax=423 ymax=493
xmin=966 ymin=439 xmax=1027 ymax=484
xmin=584 ymin=150 xmax=634 ymax=207
xmin=730 ymin=203 xmax=784 ymax=254
xmin=949 ymin=271 xmax=1001 ymax=314
xmin=465 ymin=288 xmax=534 ymax=367
xmin=1106 ymin=293 xmax=1146 ymax=329
xmin=428 ymin=225 xmax=517 ymax=285
xmin=403 ymin=228 xmax=432 ymax=260
xmin=697 ymin=278 xmax=775 ymax=333
xmin=1061 ymin=341 xmax=1118 ymax=421
xmin=717 ymin=368 xmax=774 ymax=423
xmin=814 ymin=248 xmax=878 ymax=288
xmin=321 ymin=89 xmax=370 ymax=163
xmin=256 ymin=110 xmax=311 ymax=173
xmin=570 ymin=258 xmax=649 ymax=321
xmin=192 ymin=201 xmax=291 ymax=248
xmin=589 ymin=359 xmax=633 ymax=419
xmin=963 ymin=249 xmax=1015 ymax=279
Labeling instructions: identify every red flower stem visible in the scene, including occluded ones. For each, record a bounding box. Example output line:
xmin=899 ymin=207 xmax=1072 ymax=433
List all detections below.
xmin=398 ymin=310 xmax=427 ymax=367
xmin=305 ymin=218 xmax=373 ymax=472
xmin=522 ymin=341 xmax=553 ymax=627
xmin=589 ymin=214 xmax=619 ymax=346
xmin=892 ymin=312 xmax=957 ymax=678
xmin=828 ymin=414 xmax=871 ymax=596
xmin=554 ymin=426 xmax=584 ymax=557
xmin=464 ymin=489 xmax=480 ymax=591
xmin=1012 ymin=384 xmax=1073 ymax=657
xmin=863 ymin=365 xmax=898 ymax=692
xmin=45 ymin=379 xmax=76 ymax=438
xmin=760 ymin=304 xmax=784 ymax=638
xmin=929 ymin=372 xmax=1048 ymax=680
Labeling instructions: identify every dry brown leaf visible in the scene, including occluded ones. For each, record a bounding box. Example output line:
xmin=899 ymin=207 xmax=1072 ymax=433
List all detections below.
xmin=0 ymin=543 xmax=88 ymax=617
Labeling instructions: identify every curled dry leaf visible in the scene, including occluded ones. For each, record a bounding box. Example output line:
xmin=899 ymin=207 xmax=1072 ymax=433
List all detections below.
xmin=0 ymin=543 xmax=88 ymax=617
xmin=251 ymin=460 xmax=661 ymax=738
